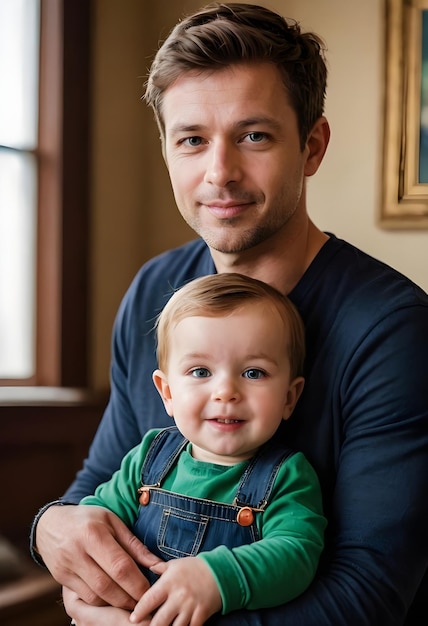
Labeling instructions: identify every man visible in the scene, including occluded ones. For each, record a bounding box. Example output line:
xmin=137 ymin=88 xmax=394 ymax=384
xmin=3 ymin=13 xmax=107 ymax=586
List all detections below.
xmin=31 ymin=4 xmax=428 ymax=625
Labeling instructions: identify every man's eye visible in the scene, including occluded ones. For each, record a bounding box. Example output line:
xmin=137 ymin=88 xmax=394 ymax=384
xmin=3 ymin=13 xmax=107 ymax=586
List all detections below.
xmin=183 ymin=136 xmax=203 ymax=147
xmin=246 ymin=132 xmax=267 ymax=143
xmin=191 ymin=367 xmax=210 ymax=378
xmin=243 ymin=368 xmax=265 ymax=380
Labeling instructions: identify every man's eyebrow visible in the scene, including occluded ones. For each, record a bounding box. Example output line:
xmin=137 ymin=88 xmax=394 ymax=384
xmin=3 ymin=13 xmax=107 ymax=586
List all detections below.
xmin=235 ymin=117 xmax=282 ymax=131
xmin=168 ymin=123 xmax=204 ymax=136
xmin=168 ymin=117 xmax=282 ymax=136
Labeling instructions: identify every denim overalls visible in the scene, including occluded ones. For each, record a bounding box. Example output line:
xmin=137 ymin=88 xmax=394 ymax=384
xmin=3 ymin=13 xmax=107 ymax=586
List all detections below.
xmin=133 ymin=426 xmax=294 ymax=583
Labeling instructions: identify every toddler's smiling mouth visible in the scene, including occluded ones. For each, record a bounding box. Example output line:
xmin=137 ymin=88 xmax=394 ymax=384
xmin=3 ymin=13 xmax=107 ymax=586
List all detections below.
xmin=211 ymin=418 xmax=242 ymax=424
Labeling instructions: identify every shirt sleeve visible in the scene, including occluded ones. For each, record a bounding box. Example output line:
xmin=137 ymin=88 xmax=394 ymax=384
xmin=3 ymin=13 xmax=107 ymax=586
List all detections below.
xmin=61 ymin=290 xmax=148 ymax=503
xmin=80 ymin=430 xmax=161 ymax=526
xmin=197 ymin=452 xmax=326 ymax=613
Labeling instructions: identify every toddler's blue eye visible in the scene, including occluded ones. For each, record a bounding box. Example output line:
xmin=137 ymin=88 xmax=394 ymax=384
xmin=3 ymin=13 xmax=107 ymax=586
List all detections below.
xmin=191 ymin=367 xmax=210 ymax=378
xmin=244 ymin=369 xmax=264 ymax=380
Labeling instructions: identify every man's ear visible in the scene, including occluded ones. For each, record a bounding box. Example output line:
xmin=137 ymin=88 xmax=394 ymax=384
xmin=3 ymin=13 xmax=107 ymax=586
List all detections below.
xmin=282 ymin=376 xmax=305 ymax=421
xmin=152 ymin=369 xmax=174 ymax=416
xmin=304 ymin=116 xmax=330 ymax=177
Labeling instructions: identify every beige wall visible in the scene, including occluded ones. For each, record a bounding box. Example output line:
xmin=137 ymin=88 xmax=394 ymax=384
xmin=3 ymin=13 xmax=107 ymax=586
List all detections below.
xmin=89 ymin=0 xmax=428 ymax=389
xmin=90 ymin=0 xmax=201 ymax=388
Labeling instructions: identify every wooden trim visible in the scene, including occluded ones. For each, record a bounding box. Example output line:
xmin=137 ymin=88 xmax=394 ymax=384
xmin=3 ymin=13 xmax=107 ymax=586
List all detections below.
xmin=36 ymin=0 xmax=92 ymax=385
xmin=0 ymin=389 xmax=107 ymax=544
xmin=60 ymin=0 xmax=92 ymax=385
xmin=37 ymin=0 xmax=63 ymax=385
xmin=0 ymin=567 xmax=68 ymax=626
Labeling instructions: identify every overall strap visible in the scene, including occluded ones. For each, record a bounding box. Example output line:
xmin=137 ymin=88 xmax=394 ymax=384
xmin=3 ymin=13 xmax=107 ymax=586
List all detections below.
xmin=141 ymin=426 xmax=188 ymax=485
xmin=234 ymin=437 xmax=295 ymax=510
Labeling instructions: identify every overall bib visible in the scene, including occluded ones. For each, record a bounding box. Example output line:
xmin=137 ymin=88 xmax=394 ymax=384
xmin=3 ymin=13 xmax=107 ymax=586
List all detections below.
xmin=133 ymin=426 xmax=294 ymax=584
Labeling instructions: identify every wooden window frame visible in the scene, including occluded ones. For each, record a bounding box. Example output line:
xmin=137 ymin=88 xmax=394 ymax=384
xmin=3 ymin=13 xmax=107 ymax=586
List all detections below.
xmin=4 ymin=0 xmax=92 ymax=386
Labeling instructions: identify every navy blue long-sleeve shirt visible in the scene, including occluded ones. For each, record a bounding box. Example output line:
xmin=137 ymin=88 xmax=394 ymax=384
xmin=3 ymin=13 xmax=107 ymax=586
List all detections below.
xmin=63 ymin=234 xmax=428 ymax=625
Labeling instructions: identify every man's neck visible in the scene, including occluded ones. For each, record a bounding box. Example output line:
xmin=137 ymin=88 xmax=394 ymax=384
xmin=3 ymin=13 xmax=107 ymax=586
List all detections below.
xmin=211 ymin=220 xmax=329 ymax=295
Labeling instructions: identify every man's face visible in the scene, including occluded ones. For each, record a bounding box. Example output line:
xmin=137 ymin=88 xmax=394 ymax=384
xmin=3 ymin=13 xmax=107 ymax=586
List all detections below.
xmin=162 ymin=62 xmax=311 ymax=255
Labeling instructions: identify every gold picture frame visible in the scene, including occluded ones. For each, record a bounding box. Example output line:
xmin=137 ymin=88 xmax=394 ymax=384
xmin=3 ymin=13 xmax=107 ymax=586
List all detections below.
xmin=381 ymin=0 xmax=428 ymax=228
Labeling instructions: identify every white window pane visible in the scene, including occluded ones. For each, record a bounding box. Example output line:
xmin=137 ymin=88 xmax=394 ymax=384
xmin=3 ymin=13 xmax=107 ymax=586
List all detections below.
xmin=0 ymin=150 xmax=37 ymax=378
xmin=0 ymin=0 xmax=40 ymax=148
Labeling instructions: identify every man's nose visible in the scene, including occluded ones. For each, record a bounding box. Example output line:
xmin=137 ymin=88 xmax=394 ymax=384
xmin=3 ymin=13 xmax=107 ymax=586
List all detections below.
xmin=204 ymin=141 xmax=242 ymax=187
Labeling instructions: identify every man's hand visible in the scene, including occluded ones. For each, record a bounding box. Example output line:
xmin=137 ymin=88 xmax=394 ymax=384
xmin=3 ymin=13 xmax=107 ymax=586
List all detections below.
xmin=63 ymin=586 xmax=152 ymax=626
xmin=130 ymin=556 xmax=222 ymax=625
xmin=36 ymin=504 xmax=162 ymax=609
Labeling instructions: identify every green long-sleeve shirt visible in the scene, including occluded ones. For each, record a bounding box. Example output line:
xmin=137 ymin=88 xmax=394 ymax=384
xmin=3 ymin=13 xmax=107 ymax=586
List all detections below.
xmin=82 ymin=428 xmax=326 ymax=613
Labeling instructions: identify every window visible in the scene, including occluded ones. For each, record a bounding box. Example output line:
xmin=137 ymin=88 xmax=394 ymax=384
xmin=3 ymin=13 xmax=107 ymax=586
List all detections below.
xmin=0 ymin=0 xmax=40 ymax=379
xmin=0 ymin=0 xmax=91 ymax=387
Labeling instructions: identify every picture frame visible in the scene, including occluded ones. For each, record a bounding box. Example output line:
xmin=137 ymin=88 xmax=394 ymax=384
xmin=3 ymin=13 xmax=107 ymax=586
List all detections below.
xmin=381 ymin=0 xmax=428 ymax=228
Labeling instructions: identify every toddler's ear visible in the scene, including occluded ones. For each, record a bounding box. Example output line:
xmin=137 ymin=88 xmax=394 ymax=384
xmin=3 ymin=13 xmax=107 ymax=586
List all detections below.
xmin=282 ymin=376 xmax=305 ymax=421
xmin=152 ymin=369 xmax=174 ymax=416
